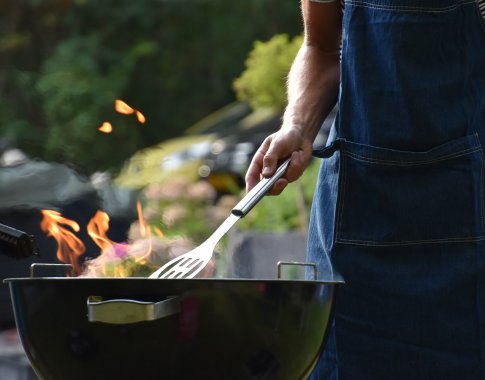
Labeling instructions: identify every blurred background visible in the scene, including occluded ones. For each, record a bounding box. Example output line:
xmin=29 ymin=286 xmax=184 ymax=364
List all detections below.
xmin=0 ymin=1 xmax=338 ymax=376
xmin=1 ymin=0 xmax=303 ymax=173
xmin=0 ymin=0 xmax=337 ymax=350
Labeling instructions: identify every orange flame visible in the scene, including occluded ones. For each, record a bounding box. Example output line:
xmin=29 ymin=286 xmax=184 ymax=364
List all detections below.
xmin=114 ymin=99 xmax=134 ymax=115
xmin=153 ymin=226 xmax=164 ymax=238
xmin=135 ymin=110 xmax=146 ymax=124
xmin=40 ymin=201 xmax=156 ymax=277
xmin=134 ymin=200 xmax=152 ymax=263
xmin=98 ymin=122 xmax=113 ymax=133
xmin=137 ymin=201 xmax=147 ymax=237
xmin=86 ymin=211 xmax=117 ymax=254
xmin=86 ymin=210 xmax=126 ymax=277
xmin=115 ymin=99 xmax=146 ymax=124
xmin=40 ymin=210 xmax=85 ymax=275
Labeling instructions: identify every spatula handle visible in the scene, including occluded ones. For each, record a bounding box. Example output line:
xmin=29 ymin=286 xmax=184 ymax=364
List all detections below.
xmin=232 ymin=158 xmax=291 ymax=217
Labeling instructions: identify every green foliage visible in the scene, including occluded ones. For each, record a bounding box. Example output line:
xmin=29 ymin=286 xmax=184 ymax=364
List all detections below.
xmin=233 ymin=34 xmax=303 ymax=111
xmin=35 ymin=35 xmax=155 ymax=171
xmin=0 ymin=1 xmax=302 ymax=174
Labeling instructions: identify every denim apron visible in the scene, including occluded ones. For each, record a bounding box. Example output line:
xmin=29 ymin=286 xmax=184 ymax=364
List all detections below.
xmin=307 ymin=0 xmax=485 ymax=379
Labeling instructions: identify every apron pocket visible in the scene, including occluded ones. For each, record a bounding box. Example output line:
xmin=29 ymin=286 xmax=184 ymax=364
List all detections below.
xmin=335 ymin=134 xmax=485 ymax=246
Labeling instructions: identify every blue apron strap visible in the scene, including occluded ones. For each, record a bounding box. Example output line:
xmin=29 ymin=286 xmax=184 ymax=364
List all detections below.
xmin=312 ymin=139 xmax=343 ymax=158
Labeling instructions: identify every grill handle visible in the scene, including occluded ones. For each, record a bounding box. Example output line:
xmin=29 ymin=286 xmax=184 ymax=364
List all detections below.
xmin=0 ymin=223 xmax=39 ymax=259
xmin=87 ymin=296 xmax=181 ymax=324
xmin=277 ymin=261 xmax=318 ymax=280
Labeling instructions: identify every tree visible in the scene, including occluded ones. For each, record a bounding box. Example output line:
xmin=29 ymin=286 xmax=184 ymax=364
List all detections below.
xmin=0 ymin=0 xmax=302 ymax=173
xmin=233 ymin=34 xmax=303 ymax=111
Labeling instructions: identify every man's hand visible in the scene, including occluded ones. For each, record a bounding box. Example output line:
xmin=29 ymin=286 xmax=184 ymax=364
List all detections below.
xmin=245 ymin=127 xmax=314 ymax=194
xmin=245 ymin=0 xmax=342 ymax=195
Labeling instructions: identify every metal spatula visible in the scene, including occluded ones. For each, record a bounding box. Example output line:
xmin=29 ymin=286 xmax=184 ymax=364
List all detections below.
xmin=149 ymin=158 xmax=291 ymax=279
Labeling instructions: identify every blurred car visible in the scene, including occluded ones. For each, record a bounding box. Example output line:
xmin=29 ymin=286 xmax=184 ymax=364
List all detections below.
xmin=199 ymin=106 xmax=338 ymax=194
xmin=115 ymin=102 xmax=252 ymax=189
xmin=198 ymin=107 xmax=282 ymax=193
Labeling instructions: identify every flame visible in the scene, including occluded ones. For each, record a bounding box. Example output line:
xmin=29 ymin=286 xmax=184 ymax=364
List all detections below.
xmin=114 ymin=99 xmax=134 ymax=115
xmin=134 ymin=200 xmax=152 ymax=263
xmin=87 ymin=211 xmax=117 ymax=254
xmin=115 ymin=99 xmax=146 ymax=124
xmin=82 ymin=200 xmax=154 ymax=272
xmin=98 ymin=122 xmax=113 ymax=133
xmin=40 ymin=210 xmax=85 ymax=275
xmin=136 ymin=201 xmax=147 ymax=237
xmin=135 ymin=111 xmax=146 ymax=124
xmin=40 ymin=200 xmax=157 ymax=277
xmin=153 ymin=226 xmax=164 ymax=238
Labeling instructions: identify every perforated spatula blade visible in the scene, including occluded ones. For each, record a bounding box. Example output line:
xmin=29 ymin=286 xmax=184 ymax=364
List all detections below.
xmin=148 ymin=158 xmax=291 ymax=279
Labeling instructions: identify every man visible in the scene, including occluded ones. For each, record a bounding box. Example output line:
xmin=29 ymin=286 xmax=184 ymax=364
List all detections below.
xmin=246 ymin=0 xmax=485 ymax=378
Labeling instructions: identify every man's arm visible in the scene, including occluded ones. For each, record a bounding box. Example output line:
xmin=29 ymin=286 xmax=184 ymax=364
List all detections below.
xmin=245 ymin=0 xmax=342 ymax=194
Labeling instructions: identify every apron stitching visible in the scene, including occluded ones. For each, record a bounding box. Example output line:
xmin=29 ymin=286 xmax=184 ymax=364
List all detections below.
xmin=334 ymin=136 xmax=485 ymax=246
xmin=335 ymin=153 xmax=347 ymax=244
xmin=337 ymin=235 xmax=485 ymax=245
xmin=473 ymin=133 xmax=485 ymax=231
xmin=475 ymin=0 xmax=485 ymax=35
xmin=310 ymin=0 xmax=485 ymax=377
xmin=346 ymin=0 xmax=475 ymax=13
xmin=341 ymin=147 xmax=481 ymax=166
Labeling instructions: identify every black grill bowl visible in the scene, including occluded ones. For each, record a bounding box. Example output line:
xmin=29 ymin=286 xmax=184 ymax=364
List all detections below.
xmin=4 ymin=277 xmax=341 ymax=380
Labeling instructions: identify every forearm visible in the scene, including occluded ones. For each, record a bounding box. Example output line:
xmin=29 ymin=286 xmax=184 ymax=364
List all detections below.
xmin=282 ymin=42 xmax=340 ymax=144
xmin=245 ymin=0 xmax=342 ymax=193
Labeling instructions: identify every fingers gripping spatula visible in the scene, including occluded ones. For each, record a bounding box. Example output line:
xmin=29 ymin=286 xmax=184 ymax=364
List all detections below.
xmin=149 ymin=158 xmax=291 ymax=279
